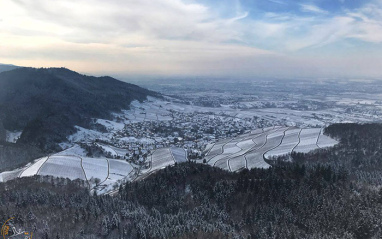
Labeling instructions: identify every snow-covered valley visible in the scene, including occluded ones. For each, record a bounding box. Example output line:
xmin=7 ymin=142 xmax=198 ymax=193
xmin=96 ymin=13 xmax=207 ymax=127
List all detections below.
xmin=0 ymin=96 xmax=343 ymax=194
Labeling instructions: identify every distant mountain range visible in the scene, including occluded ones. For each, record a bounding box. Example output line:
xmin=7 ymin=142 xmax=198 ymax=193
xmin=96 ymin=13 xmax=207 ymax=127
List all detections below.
xmin=0 ymin=63 xmax=19 ymax=73
xmin=0 ymin=67 xmax=160 ymax=170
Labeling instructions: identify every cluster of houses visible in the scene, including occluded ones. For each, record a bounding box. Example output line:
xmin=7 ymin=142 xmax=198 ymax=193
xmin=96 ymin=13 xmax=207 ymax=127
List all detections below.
xmin=93 ymin=111 xmax=274 ymax=162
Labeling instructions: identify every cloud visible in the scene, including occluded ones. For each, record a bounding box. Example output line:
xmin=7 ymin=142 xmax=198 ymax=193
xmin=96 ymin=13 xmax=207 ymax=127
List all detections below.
xmin=244 ymin=0 xmax=382 ymax=51
xmin=4 ymin=0 xmax=249 ymax=44
xmin=0 ymin=0 xmax=382 ymax=78
xmin=345 ymin=1 xmax=382 ymax=43
xmin=300 ymin=4 xmax=329 ymax=14
xmin=267 ymin=0 xmax=287 ymax=5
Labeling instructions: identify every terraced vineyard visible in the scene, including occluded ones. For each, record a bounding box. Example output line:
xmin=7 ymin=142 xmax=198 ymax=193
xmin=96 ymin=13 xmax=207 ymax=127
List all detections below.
xmin=0 ymin=127 xmax=336 ymax=194
xmin=0 ymin=153 xmax=134 ymax=194
xmin=206 ymin=126 xmax=338 ymax=172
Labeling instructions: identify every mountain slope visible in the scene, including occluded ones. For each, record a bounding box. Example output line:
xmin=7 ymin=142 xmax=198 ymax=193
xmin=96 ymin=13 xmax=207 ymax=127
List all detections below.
xmin=0 ymin=67 xmax=159 ymax=153
xmin=0 ymin=63 xmax=19 ymax=73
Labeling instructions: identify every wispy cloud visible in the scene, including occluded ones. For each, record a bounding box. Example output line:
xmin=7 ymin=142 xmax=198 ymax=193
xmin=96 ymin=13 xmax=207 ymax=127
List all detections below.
xmin=267 ymin=0 xmax=287 ymax=5
xmin=300 ymin=4 xmax=329 ymax=14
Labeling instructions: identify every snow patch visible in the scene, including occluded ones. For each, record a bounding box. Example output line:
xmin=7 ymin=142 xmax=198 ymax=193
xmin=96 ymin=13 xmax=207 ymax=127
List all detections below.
xmin=55 ymin=145 xmax=88 ymax=157
xmin=5 ymin=130 xmax=22 ymax=143
xmin=68 ymin=126 xmax=109 ymax=143
xmin=20 ymin=157 xmax=49 ymax=177
xmin=96 ymin=119 xmax=125 ymax=131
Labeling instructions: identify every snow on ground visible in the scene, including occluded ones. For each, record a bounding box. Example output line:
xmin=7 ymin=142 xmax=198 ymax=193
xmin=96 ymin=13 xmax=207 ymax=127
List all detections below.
xmin=81 ymin=157 xmax=108 ymax=182
xmin=215 ymin=158 xmax=230 ymax=171
xmin=237 ymin=139 xmax=256 ymax=150
xmin=119 ymin=137 xmax=155 ymax=144
xmin=69 ymin=126 xmax=109 ymax=143
xmin=157 ymin=114 xmax=173 ymax=121
xmin=145 ymin=113 xmax=158 ymax=121
xmin=265 ymin=128 xmax=300 ymax=159
xmin=55 ymin=145 xmax=88 ymax=157
xmin=293 ymin=128 xmax=321 ymax=153
xmin=38 ymin=156 xmax=86 ymax=181
xmin=206 ymin=139 xmax=232 ymax=156
xmin=96 ymin=119 xmax=125 ymax=131
xmin=59 ymin=142 xmax=74 ymax=151
xmin=223 ymin=142 xmax=242 ymax=154
xmin=246 ymin=127 xmax=287 ymax=169
xmin=204 ymin=143 xmax=215 ymax=153
xmin=108 ymin=145 xmax=130 ymax=157
xmin=95 ymin=159 xmax=135 ymax=194
xmin=97 ymin=144 xmax=118 ymax=157
xmin=170 ymin=147 xmax=187 ymax=163
xmin=208 ymin=154 xmax=231 ymax=166
xmin=245 ymin=151 xmax=271 ymax=169
xmin=0 ymin=169 xmax=23 ymax=182
xmin=229 ymin=156 xmax=246 ymax=171
xmin=207 ymin=126 xmax=337 ymax=172
xmin=20 ymin=157 xmax=49 ymax=177
xmin=252 ymin=131 xmax=268 ymax=146
xmin=108 ymin=159 xmax=134 ymax=181
xmin=317 ymin=131 xmax=338 ymax=148
xmin=149 ymin=148 xmax=175 ymax=171
xmin=206 ymin=143 xmax=225 ymax=157
xmin=5 ymin=130 xmax=22 ymax=143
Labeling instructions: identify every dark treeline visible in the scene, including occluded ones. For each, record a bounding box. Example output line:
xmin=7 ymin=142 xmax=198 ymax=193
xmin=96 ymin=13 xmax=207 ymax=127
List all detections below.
xmin=0 ymin=142 xmax=44 ymax=172
xmin=1 ymin=123 xmax=382 ymax=238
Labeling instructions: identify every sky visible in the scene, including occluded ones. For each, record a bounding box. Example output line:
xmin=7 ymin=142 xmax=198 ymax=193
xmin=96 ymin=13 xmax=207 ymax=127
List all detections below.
xmin=0 ymin=0 xmax=382 ymax=79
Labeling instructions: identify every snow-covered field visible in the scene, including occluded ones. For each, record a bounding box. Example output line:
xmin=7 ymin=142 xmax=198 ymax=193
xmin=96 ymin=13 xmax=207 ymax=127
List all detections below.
xmin=97 ymin=144 xmax=119 ymax=157
xmin=206 ymin=140 xmax=230 ymax=157
xmin=0 ymin=169 xmax=23 ymax=182
xmin=81 ymin=157 xmax=108 ymax=182
xmin=215 ymin=157 xmax=230 ymax=171
xmin=68 ymin=126 xmax=109 ymax=143
xmin=229 ymin=156 xmax=246 ymax=171
xmin=237 ymin=139 xmax=257 ymax=150
xmin=55 ymin=145 xmax=88 ymax=156
xmin=20 ymin=157 xmax=50 ymax=177
xmin=206 ymin=126 xmax=337 ymax=172
xmin=170 ymin=147 xmax=187 ymax=163
xmin=246 ymin=127 xmax=287 ymax=169
xmin=6 ymin=151 xmax=136 ymax=195
xmin=222 ymin=142 xmax=242 ymax=154
xmin=38 ymin=155 xmax=86 ymax=180
xmin=96 ymin=119 xmax=125 ymax=131
xmin=293 ymin=128 xmax=321 ymax=153
xmin=108 ymin=159 xmax=134 ymax=181
xmin=265 ymin=128 xmax=300 ymax=159
xmin=142 ymin=148 xmax=175 ymax=174
xmin=317 ymin=131 xmax=338 ymax=148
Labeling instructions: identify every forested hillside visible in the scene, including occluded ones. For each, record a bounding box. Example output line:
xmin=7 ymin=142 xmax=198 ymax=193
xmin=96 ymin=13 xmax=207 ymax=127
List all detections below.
xmin=0 ymin=67 xmax=159 ymax=170
xmin=292 ymin=123 xmax=382 ymax=185
xmin=0 ymin=63 xmax=19 ymax=73
xmin=1 ymin=123 xmax=382 ymax=239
